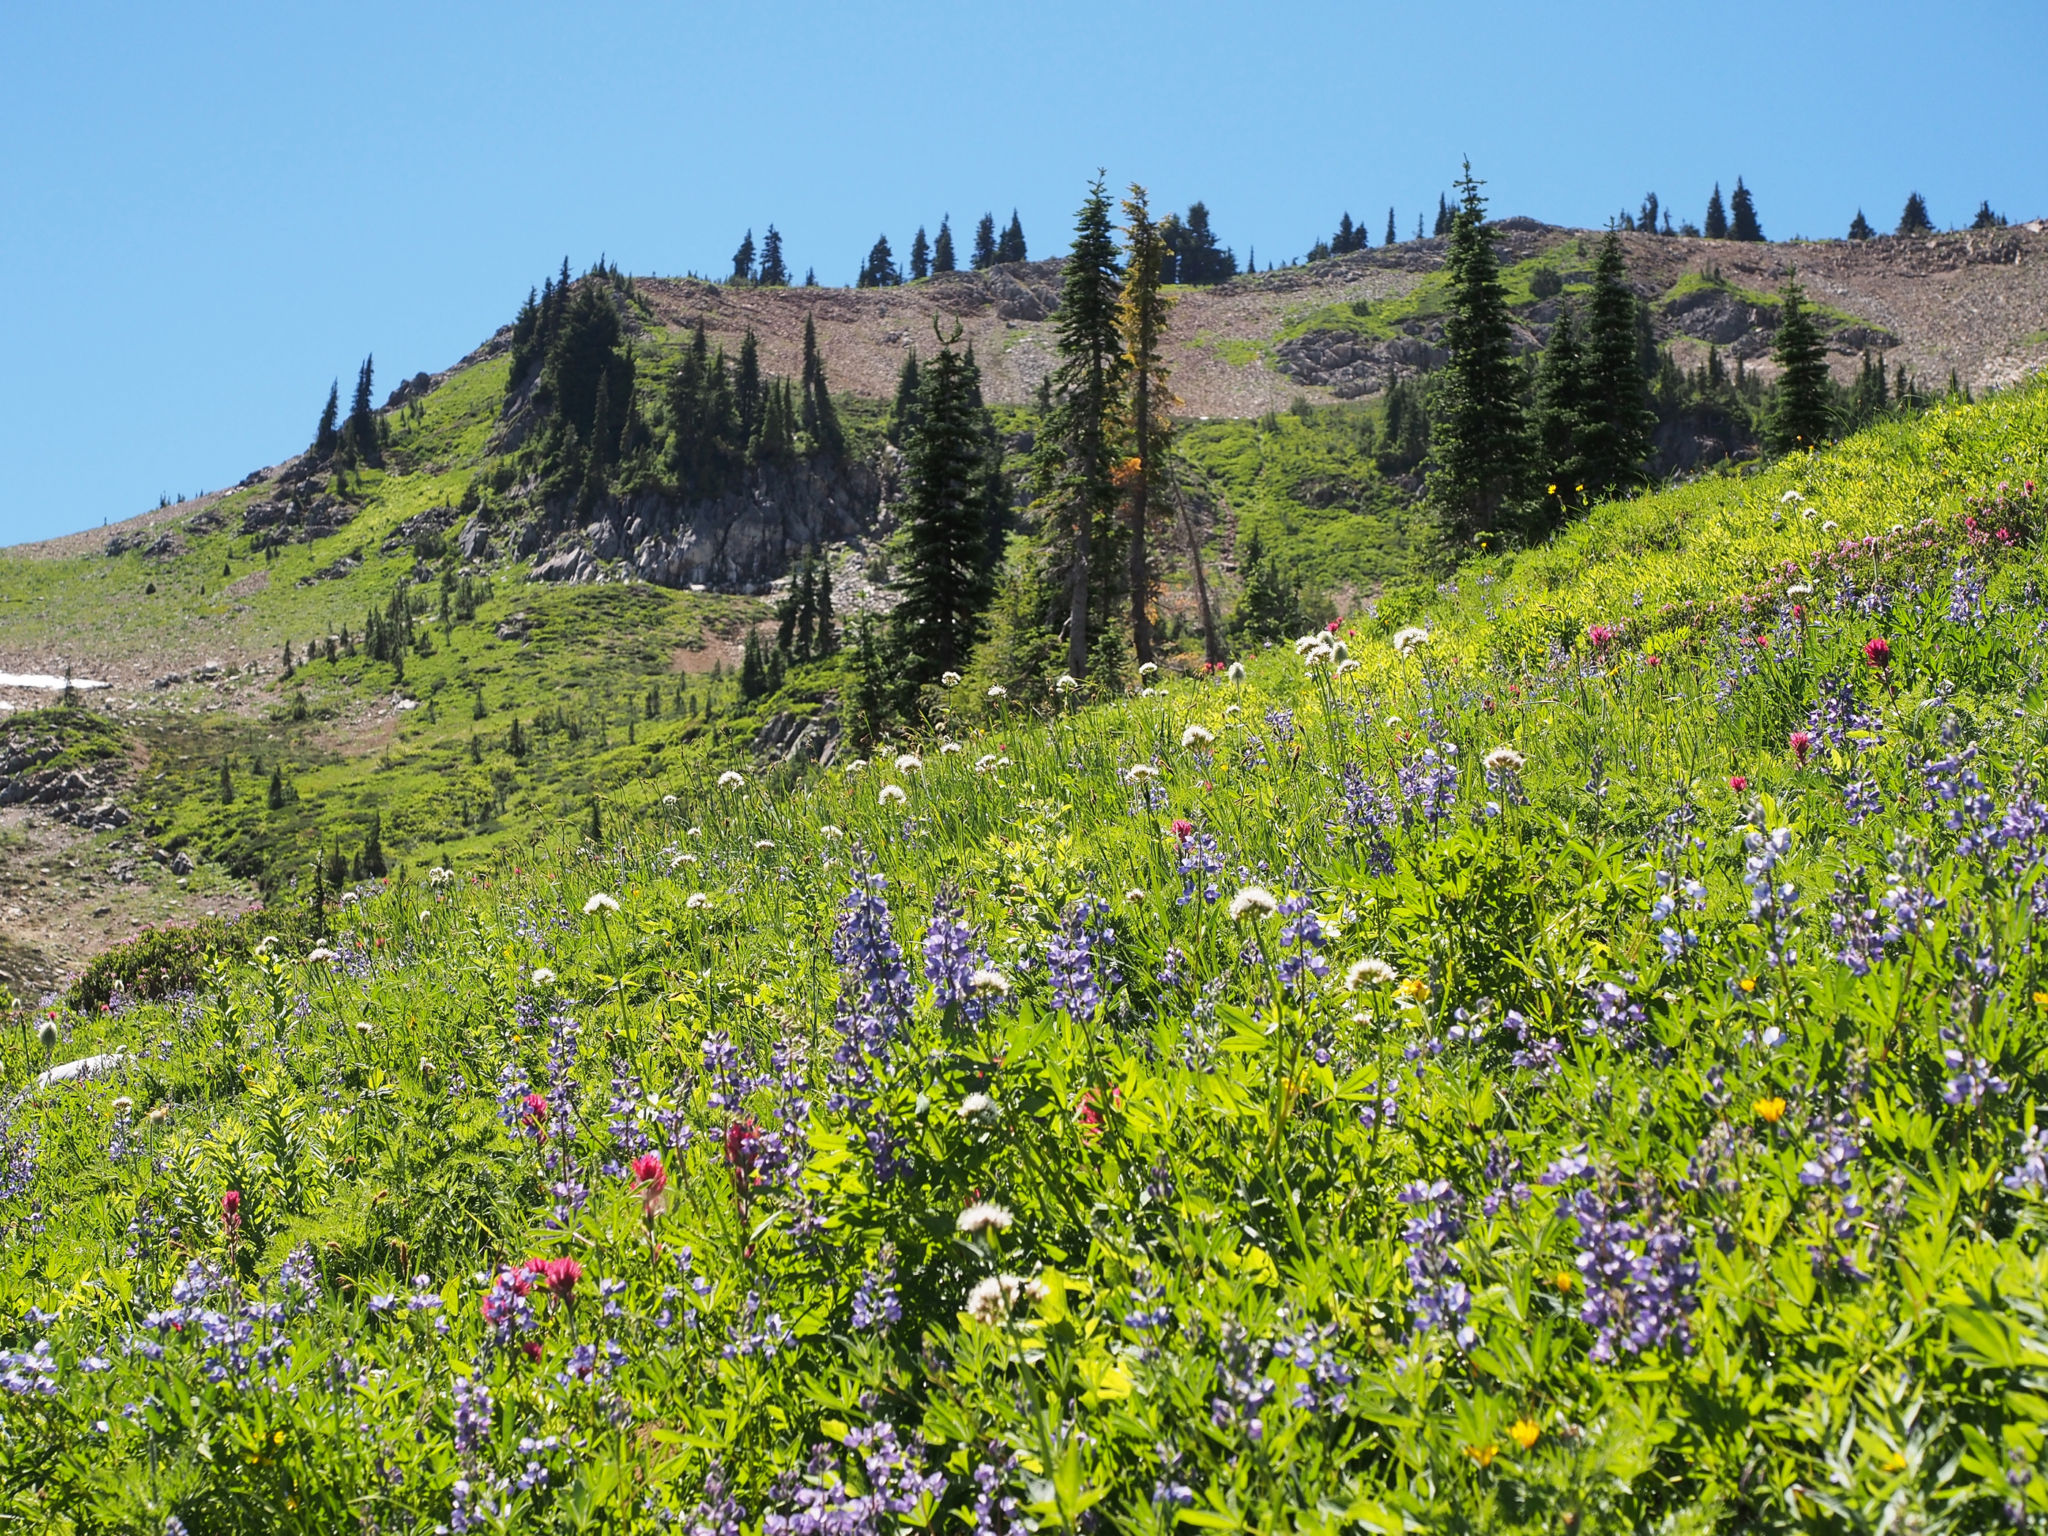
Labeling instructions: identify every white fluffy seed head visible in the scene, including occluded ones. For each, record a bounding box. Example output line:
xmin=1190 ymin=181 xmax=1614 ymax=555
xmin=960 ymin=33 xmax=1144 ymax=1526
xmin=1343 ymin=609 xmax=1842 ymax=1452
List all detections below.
xmin=717 ymin=770 xmax=745 ymax=789
xmin=1346 ymin=957 xmax=1399 ymax=990
xmin=1181 ymin=724 xmax=1215 ymax=749
xmin=583 ymin=892 xmax=620 ymax=915
xmin=956 ymin=1201 xmax=1014 ymax=1235
xmin=1229 ymin=886 xmax=1279 ymax=922
xmin=879 ymin=783 xmax=908 ymax=805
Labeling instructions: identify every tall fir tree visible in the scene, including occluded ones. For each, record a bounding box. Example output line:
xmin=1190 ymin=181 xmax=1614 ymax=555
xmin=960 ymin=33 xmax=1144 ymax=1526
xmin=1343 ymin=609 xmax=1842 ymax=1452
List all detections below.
xmin=1898 ymin=192 xmax=1932 ymax=235
xmin=909 ymin=226 xmax=931 ymax=281
xmin=858 ymin=235 xmax=900 ymax=287
xmin=1703 ymin=183 xmax=1729 ymax=239
xmin=895 ymin=325 xmax=1002 ymax=682
xmin=1971 ymin=200 xmax=2003 ymax=230
xmin=799 ymin=314 xmax=844 ymax=458
xmin=731 ymin=229 xmax=757 ymax=285
xmin=313 ymin=380 xmax=340 ymax=459
xmin=1728 ymin=178 xmax=1763 ymax=241
xmin=1385 ymin=207 xmax=1397 ymax=246
xmin=1574 ymin=232 xmax=1656 ymax=495
xmin=345 ymin=356 xmax=380 ymax=466
xmin=1119 ymin=185 xmax=1175 ymax=665
xmin=1433 ymin=193 xmax=1452 ymax=236
xmin=997 ymin=210 xmax=1027 ymax=264
xmin=889 ymin=352 xmax=922 ymax=445
xmin=758 ymin=226 xmax=789 ymax=286
xmin=1425 ymin=163 xmax=1529 ymax=546
xmin=1034 ymin=177 xmax=1126 ymax=680
xmin=1333 ymin=212 xmax=1358 ymax=255
xmin=971 ymin=213 xmax=998 ymax=271
xmin=1166 ymin=202 xmax=1236 ymax=285
xmin=1766 ymin=276 xmax=1833 ymax=453
xmin=932 ymin=216 xmax=956 ymax=273
xmin=1848 ymin=209 xmax=1874 ymax=240
xmin=1530 ymin=302 xmax=1587 ymax=525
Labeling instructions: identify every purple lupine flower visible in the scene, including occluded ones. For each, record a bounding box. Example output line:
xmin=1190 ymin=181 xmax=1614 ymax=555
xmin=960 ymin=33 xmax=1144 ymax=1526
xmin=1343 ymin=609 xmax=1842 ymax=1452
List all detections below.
xmin=1580 ymin=981 xmax=1649 ymax=1049
xmin=685 ymin=1462 xmax=745 ymax=1536
xmin=1396 ymin=746 xmax=1460 ymax=834
xmin=763 ymin=1419 xmax=945 ymax=1535
xmin=1175 ymin=830 xmax=1225 ymax=907
xmin=973 ymin=1445 xmax=1025 ymax=1532
xmin=850 ymin=1253 xmax=901 ymax=1330
xmin=1336 ymin=764 xmax=1398 ymax=875
xmin=2004 ymin=1126 xmax=2048 ymax=1195
xmin=832 ymin=865 xmax=915 ymax=1059
xmin=1942 ymin=1048 xmax=2009 ymax=1108
xmin=922 ymin=896 xmax=990 ymax=1024
xmin=1397 ymin=1180 xmax=1476 ymax=1349
xmin=451 ymin=1371 xmax=492 ymax=1453
xmin=1275 ymin=896 xmax=1330 ymax=993
xmin=1798 ymin=1132 xmax=1859 ymax=1190
xmin=1560 ymin=1188 xmax=1699 ymax=1361
xmin=1048 ymin=897 xmax=1118 ymax=1020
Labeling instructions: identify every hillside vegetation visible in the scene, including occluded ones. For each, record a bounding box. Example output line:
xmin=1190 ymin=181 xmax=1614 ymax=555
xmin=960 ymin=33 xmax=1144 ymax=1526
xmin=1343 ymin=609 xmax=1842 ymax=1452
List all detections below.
xmin=4 ymin=384 xmax=2048 ymax=1529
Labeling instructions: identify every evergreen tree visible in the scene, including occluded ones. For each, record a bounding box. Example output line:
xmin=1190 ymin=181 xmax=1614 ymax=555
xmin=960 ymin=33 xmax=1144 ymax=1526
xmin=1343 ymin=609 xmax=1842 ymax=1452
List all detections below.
xmin=1848 ymin=209 xmax=1874 ymax=240
xmin=890 ymin=352 xmax=922 ymax=445
xmin=1850 ymin=349 xmax=1890 ymax=425
xmin=219 ymin=759 xmax=235 ymax=803
xmin=1385 ymin=207 xmax=1397 ymax=246
xmin=1333 ymin=213 xmax=1359 ymax=255
xmin=1639 ymin=192 xmax=1660 ymax=235
xmin=361 ymin=813 xmax=387 ymax=878
xmin=1766 ymin=276 xmax=1833 ymax=453
xmin=1897 ymin=192 xmax=1932 ymax=235
xmin=1575 ymin=232 xmax=1656 ymax=495
xmin=739 ymin=629 xmax=769 ymax=699
xmin=1433 ymin=193 xmax=1452 ymax=237
xmin=731 ymin=229 xmax=757 ymax=285
xmin=844 ymin=616 xmax=893 ymax=743
xmin=267 ymin=765 xmax=285 ymax=810
xmin=1530 ymin=302 xmax=1587 ymax=523
xmin=736 ymin=330 xmax=763 ymax=445
xmin=758 ymin=226 xmax=789 ymax=286
xmin=1728 ymin=178 xmax=1763 ymax=241
xmin=933 ymin=216 xmax=956 ymax=273
xmin=896 ymin=325 xmax=1002 ymax=682
xmin=1971 ymin=200 xmax=2004 ymax=230
xmin=997 ymin=210 xmax=1027 ymax=264
xmin=345 ymin=356 xmax=381 ymax=466
xmin=1703 ymin=183 xmax=1729 ymax=239
xmin=909 ymin=227 xmax=931 ymax=281
xmin=804 ymin=267 xmax=817 ymax=287
xmin=971 ymin=213 xmax=998 ymax=271
xmin=799 ymin=314 xmax=844 ymax=458
xmin=1425 ymin=163 xmax=1529 ymax=546
xmin=857 ymin=234 xmax=900 ymax=287
xmin=1166 ymin=202 xmax=1236 ymax=285
xmin=1034 ymin=177 xmax=1126 ymax=681
xmin=1119 ymin=184 xmax=1175 ymax=665
xmin=1229 ymin=527 xmax=1306 ymax=644
xmin=313 ymin=380 xmax=340 ymax=459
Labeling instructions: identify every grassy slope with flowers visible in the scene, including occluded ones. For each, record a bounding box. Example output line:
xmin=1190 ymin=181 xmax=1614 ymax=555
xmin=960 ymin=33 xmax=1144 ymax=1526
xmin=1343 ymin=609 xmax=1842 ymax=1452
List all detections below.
xmin=5 ymin=382 xmax=2048 ymax=1532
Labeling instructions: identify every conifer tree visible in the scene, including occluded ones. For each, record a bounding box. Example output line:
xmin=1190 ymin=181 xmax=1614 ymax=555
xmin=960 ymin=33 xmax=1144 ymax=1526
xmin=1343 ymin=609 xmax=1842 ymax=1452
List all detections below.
xmin=890 ymin=352 xmax=922 ymax=445
xmin=267 ymin=765 xmax=285 ymax=811
xmin=1433 ymin=193 xmax=1452 ymax=237
xmin=740 ymin=629 xmax=769 ymax=699
xmin=345 ymin=356 xmax=381 ymax=466
xmin=1575 ymin=232 xmax=1656 ymax=495
xmin=896 ymin=324 xmax=1001 ymax=681
xmin=1167 ymin=202 xmax=1236 ymax=285
xmin=803 ymin=267 xmax=817 ymax=287
xmin=1425 ymin=163 xmax=1529 ymax=546
xmin=909 ymin=227 xmax=931 ymax=281
xmin=1639 ymin=192 xmax=1660 ymax=235
xmin=1035 ymin=178 xmax=1125 ymax=680
xmin=932 ymin=216 xmax=956 ymax=273
xmin=736 ymin=330 xmax=763 ymax=445
xmin=758 ymin=226 xmax=789 ymax=286
xmin=1703 ymin=183 xmax=1729 ymax=239
xmin=1729 ymin=178 xmax=1763 ymax=241
xmin=1230 ymin=527 xmax=1307 ymax=644
xmin=1333 ymin=213 xmax=1358 ymax=255
xmin=972 ymin=213 xmax=998 ymax=271
xmin=1972 ymin=200 xmax=2003 ymax=230
xmin=1385 ymin=207 xmax=1397 ymax=246
xmin=799 ymin=314 xmax=844 ymax=458
xmin=1897 ymin=192 xmax=1932 ymax=235
xmin=1848 ymin=209 xmax=1874 ymax=240
xmin=1766 ymin=276 xmax=1833 ymax=453
xmin=313 ymin=381 xmax=340 ymax=459
xmin=219 ymin=759 xmax=235 ymax=803
xmin=858 ymin=235 xmax=900 ymax=287
xmin=1531 ymin=303 xmax=1587 ymax=524
xmin=1119 ymin=184 xmax=1175 ymax=665
xmin=731 ymin=230 xmax=757 ymax=285
xmin=997 ymin=211 xmax=1027 ymax=264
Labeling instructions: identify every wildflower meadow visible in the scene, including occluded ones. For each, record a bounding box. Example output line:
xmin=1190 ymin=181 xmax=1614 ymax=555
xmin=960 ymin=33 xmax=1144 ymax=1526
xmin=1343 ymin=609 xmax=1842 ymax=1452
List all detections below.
xmin=5 ymin=386 xmax=2048 ymax=1532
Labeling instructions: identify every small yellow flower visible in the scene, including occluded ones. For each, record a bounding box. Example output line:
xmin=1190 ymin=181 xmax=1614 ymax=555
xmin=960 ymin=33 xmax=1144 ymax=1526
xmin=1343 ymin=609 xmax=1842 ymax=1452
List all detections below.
xmin=1552 ymin=1269 xmax=1575 ymax=1293
xmin=274 ymin=1430 xmax=286 ymax=1446
xmin=1508 ymin=1418 xmax=1541 ymax=1451
xmin=1463 ymin=1442 xmax=1501 ymax=1469
xmin=1754 ymin=1096 xmax=1787 ymax=1124
xmin=1738 ymin=977 xmax=1757 ymax=994
xmin=1881 ymin=1450 xmax=1907 ymax=1474
xmin=1396 ymin=977 xmax=1431 ymax=1004
xmin=1547 ymin=483 xmax=1558 ymax=495
xmin=2034 ymin=990 xmax=2048 ymax=1009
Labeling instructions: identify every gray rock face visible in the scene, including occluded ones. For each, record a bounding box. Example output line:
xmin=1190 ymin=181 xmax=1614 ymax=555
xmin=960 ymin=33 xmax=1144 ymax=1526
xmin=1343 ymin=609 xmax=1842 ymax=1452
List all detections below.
xmin=238 ymin=493 xmax=357 ymax=549
xmin=754 ymin=709 xmax=841 ymax=767
xmin=456 ymin=519 xmax=493 ymax=561
xmin=530 ymin=548 xmax=598 ymax=584
xmin=1276 ymin=331 xmax=1450 ymax=397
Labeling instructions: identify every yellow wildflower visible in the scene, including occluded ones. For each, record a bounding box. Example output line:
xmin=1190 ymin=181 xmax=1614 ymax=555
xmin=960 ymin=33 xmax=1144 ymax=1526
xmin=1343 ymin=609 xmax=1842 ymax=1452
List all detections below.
xmin=1508 ymin=1418 xmax=1541 ymax=1450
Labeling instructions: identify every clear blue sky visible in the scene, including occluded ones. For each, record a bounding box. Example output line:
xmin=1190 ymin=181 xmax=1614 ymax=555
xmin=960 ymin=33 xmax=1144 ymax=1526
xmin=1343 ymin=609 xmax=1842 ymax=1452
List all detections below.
xmin=3 ymin=0 xmax=2043 ymax=544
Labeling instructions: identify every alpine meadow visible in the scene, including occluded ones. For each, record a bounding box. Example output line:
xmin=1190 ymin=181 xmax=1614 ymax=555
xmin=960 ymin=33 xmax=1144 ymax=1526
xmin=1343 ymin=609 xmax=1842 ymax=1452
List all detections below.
xmin=9 ymin=138 xmax=2048 ymax=1536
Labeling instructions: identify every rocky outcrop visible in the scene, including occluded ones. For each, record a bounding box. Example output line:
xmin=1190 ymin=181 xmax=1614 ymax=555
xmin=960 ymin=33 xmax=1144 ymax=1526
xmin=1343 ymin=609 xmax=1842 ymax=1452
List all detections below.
xmin=524 ymin=457 xmax=883 ymax=593
xmin=753 ymin=709 xmax=841 ymax=768
xmin=0 ymin=727 xmax=130 ymax=832
xmin=1276 ymin=332 xmax=1450 ymax=397
xmin=239 ymin=492 xmax=357 ymax=549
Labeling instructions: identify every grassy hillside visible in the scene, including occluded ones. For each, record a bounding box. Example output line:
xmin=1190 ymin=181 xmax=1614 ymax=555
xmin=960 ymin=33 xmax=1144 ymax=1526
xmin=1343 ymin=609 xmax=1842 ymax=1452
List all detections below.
xmin=3 ymin=384 xmax=2048 ymax=1529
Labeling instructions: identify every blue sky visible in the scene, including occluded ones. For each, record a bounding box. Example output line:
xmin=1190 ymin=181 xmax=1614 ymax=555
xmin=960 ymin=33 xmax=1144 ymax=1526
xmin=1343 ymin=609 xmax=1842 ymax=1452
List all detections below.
xmin=3 ymin=0 xmax=2043 ymax=544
